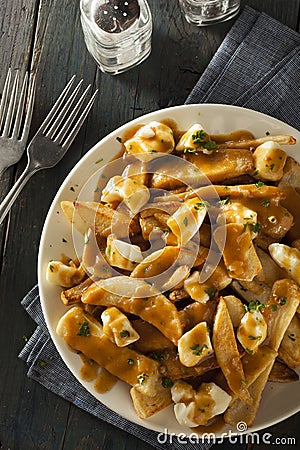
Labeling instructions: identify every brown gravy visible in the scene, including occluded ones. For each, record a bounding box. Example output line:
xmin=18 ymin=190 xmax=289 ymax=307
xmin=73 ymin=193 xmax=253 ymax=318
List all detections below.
xmin=94 ymin=368 xmax=118 ymax=394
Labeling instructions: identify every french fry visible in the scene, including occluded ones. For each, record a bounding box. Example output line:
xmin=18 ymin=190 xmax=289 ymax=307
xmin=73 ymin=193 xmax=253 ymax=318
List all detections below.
xmin=268 ymin=360 xmax=299 ymax=382
xmin=81 ymin=277 xmax=183 ymax=345
xmin=217 ymin=134 xmax=296 ymax=149
xmin=130 ymin=385 xmax=172 ymax=419
xmin=224 ymin=354 xmax=276 ymax=427
xmin=263 ymin=279 xmax=300 ymax=352
xmin=214 ymin=223 xmax=262 ymax=281
xmin=278 ymin=315 xmax=300 ymax=368
xmin=56 ymin=306 xmax=162 ymax=396
xmin=212 ymin=297 xmax=252 ymax=404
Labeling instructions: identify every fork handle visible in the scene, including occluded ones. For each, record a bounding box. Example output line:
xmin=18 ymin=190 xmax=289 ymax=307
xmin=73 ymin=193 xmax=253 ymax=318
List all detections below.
xmin=0 ymin=163 xmax=37 ymax=225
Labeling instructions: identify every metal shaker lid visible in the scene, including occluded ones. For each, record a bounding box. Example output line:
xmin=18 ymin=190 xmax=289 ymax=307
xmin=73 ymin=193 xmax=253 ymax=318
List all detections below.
xmin=95 ymin=0 xmax=140 ymax=33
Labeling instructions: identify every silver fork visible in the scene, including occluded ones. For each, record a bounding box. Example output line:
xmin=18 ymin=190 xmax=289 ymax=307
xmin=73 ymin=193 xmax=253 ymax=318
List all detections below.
xmin=0 ymin=68 xmax=36 ymax=176
xmin=0 ymin=75 xmax=98 ymax=224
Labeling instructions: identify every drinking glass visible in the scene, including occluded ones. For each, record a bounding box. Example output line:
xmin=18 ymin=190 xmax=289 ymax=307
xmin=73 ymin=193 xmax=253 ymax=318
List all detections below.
xmin=178 ymin=0 xmax=240 ymax=26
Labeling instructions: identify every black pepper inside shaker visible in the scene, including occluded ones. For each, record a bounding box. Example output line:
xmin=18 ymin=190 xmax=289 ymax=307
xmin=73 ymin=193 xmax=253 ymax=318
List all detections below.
xmin=95 ymin=0 xmax=140 ymax=33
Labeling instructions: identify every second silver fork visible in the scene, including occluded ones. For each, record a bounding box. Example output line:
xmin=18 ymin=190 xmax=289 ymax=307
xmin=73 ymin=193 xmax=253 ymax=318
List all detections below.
xmin=0 ymin=76 xmax=98 ymax=224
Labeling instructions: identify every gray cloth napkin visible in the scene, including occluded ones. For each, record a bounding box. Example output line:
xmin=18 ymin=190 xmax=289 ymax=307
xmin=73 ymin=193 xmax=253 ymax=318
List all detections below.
xmin=19 ymin=6 xmax=300 ymax=450
xmin=186 ymin=6 xmax=300 ymax=131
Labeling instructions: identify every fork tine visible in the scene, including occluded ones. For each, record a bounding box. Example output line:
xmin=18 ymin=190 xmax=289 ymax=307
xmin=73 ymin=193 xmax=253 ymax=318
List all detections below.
xmin=62 ymin=89 xmax=98 ymax=150
xmin=38 ymin=75 xmax=76 ymax=134
xmin=45 ymin=79 xmax=83 ymax=139
xmin=20 ymin=72 xmax=37 ymax=141
xmin=0 ymin=68 xmax=12 ymax=131
xmin=3 ymin=70 xmax=19 ymax=137
xmin=11 ymin=72 xmax=28 ymax=139
xmin=54 ymin=84 xmax=91 ymax=145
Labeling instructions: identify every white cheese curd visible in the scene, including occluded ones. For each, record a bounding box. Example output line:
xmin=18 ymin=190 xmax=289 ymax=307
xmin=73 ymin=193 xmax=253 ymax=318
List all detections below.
xmin=46 ymin=261 xmax=85 ymax=287
xmin=106 ymin=235 xmax=143 ymax=271
xmin=101 ymin=307 xmax=140 ymax=347
xmin=174 ymin=402 xmax=198 ymax=427
xmin=237 ymin=309 xmax=267 ymax=353
xmin=176 ymin=123 xmax=205 ymax=151
xmin=171 ymin=381 xmax=232 ymax=427
xmin=269 ymin=243 xmax=300 ymax=284
xmin=178 ymin=322 xmax=213 ymax=367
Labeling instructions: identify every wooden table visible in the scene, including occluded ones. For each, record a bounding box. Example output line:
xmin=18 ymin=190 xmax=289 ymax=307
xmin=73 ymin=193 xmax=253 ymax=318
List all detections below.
xmin=0 ymin=0 xmax=299 ymax=448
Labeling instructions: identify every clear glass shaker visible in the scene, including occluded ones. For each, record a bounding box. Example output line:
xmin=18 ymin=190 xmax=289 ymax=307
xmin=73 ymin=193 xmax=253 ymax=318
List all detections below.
xmin=80 ymin=0 xmax=152 ymax=75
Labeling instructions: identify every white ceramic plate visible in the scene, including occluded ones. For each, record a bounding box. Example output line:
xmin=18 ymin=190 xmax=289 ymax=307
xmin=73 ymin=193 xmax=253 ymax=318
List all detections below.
xmin=38 ymin=104 xmax=300 ymax=438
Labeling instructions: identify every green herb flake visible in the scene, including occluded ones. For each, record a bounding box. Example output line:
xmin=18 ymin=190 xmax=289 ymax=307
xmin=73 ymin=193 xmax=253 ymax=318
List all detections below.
xmin=204 ymin=286 xmax=217 ymax=300
xmin=77 ymin=319 xmax=90 ymax=337
xmin=38 ymin=360 xmax=47 ymax=367
xmin=248 ymin=335 xmax=262 ymax=341
xmin=127 ymin=358 xmax=134 ymax=365
xmin=95 ymin=158 xmax=103 ymax=164
xmin=190 ymin=343 xmax=208 ymax=356
xmin=255 ymin=181 xmax=264 ymax=189
xmin=219 ymin=196 xmax=231 ymax=206
xmin=261 ymin=200 xmax=270 ymax=207
xmin=253 ymin=169 xmax=259 ymax=177
xmin=245 ymin=348 xmax=254 ymax=354
xmin=22 ymin=335 xmax=28 ymax=343
xmin=162 ymin=377 xmax=174 ymax=388
xmin=278 ymin=296 xmax=287 ymax=306
xmin=244 ymin=300 xmax=265 ymax=313
xmin=270 ymin=304 xmax=278 ymax=312
xmin=137 ymin=373 xmax=148 ymax=384
xmin=120 ymin=330 xmax=130 ymax=338
xmin=183 ymin=217 xmax=188 ymax=227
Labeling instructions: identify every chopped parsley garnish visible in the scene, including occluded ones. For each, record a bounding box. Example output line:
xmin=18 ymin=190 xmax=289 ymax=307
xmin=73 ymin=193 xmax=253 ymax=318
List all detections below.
xmin=245 ymin=348 xmax=253 ymax=354
xmin=95 ymin=158 xmax=103 ymax=164
xmin=127 ymin=358 xmax=134 ymax=365
xmin=270 ymin=304 xmax=278 ymax=312
xmin=248 ymin=335 xmax=262 ymax=341
xmin=253 ymin=169 xmax=259 ymax=177
xmin=190 ymin=343 xmax=208 ymax=356
xmin=278 ymin=296 xmax=287 ymax=306
xmin=219 ymin=196 xmax=231 ymax=206
xmin=38 ymin=360 xmax=47 ymax=367
xmin=120 ymin=330 xmax=130 ymax=338
xmin=194 ymin=200 xmax=209 ymax=210
xmin=77 ymin=319 xmax=90 ymax=337
xmin=261 ymin=200 xmax=270 ymax=207
xmin=255 ymin=181 xmax=264 ymax=189
xmin=244 ymin=300 xmax=265 ymax=313
xmin=183 ymin=217 xmax=188 ymax=227
xmin=204 ymin=286 xmax=217 ymax=300
xmin=137 ymin=373 xmax=148 ymax=384
xmin=162 ymin=377 xmax=174 ymax=388
xmin=191 ymin=130 xmax=217 ymax=150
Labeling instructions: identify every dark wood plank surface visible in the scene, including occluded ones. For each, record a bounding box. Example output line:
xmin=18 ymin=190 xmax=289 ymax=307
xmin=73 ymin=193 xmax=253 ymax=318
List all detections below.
xmin=0 ymin=0 xmax=300 ymax=449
